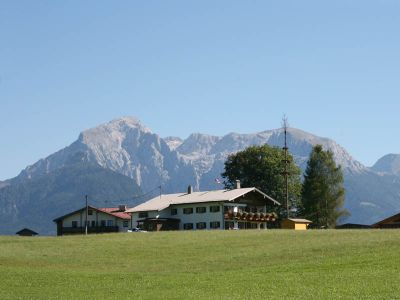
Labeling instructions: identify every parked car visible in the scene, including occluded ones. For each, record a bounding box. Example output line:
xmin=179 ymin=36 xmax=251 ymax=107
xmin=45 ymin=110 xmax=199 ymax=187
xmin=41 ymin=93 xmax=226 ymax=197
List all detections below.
xmin=128 ymin=227 xmax=147 ymax=233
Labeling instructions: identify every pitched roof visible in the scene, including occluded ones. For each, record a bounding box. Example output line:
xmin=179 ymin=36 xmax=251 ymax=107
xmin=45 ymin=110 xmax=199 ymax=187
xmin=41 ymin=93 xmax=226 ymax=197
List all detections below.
xmin=126 ymin=188 xmax=280 ymax=213
xmin=286 ymin=218 xmax=313 ymax=223
xmin=97 ymin=208 xmax=131 ymax=220
xmin=53 ymin=206 xmax=131 ymax=222
xmin=16 ymin=228 xmax=38 ymax=235
xmin=372 ymin=212 xmax=400 ymax=227
xmin=335 ymin=223 xmax=372 ymax=229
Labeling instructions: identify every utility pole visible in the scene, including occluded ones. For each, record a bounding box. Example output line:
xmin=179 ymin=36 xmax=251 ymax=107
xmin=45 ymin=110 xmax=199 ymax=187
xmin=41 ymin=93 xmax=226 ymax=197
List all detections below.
xmin=326 ymin=197 xmax=328 ymax=229
xmin=85 ymin=194 xmax=88 ymax=235
xmin=282 ymin=116 xmax=290 ymax=219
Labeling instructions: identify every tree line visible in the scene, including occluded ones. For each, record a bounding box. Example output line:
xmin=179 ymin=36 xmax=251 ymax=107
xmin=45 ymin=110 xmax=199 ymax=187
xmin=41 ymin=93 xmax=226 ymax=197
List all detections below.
xmin=222 ymin=144 xmax=348 ymax=228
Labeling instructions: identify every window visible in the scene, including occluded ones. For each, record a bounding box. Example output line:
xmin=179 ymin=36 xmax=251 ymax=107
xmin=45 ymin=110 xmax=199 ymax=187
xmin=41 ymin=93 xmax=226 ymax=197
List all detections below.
xmin=196 ymin=207 xmax=206 ymax=214
xmin=107 ymin=220 xmax=114 ymax=227
xmin=88 ymin=210 xmax=93 ymax=216
xmin=139 ymin=212 xmax=148 ymax=218
xmin=210 ymin=205 xmax=220 ymax=213
xmin=123 ymin=220 xmax=129 ymax=227
xmin=100 ymin=220 xmax=106 ymax=227
xmin=183 ymin=208 xmax=193 ymax=214
xmin=210 ymin=221 xmax=221 ymax=229
xmin=171 ymin=208 xmax=177 ymax=216
xmin=183 ymin=223 xmax=194 ymax=230
xmin=196 ymin=222 xmax=206 ymax=230
xmin=91 ymin=221 xmax=96 ymax=227
xmin=72 ymin=221 xmax=78 ymax=228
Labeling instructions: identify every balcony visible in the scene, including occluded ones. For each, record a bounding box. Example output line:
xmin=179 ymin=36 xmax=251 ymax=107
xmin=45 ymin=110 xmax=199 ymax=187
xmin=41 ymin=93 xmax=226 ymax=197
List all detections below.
xmin=60 ymin=226 xmax=119 ymax=235
xmin=224 ymin=211 xmax=277 ymax=222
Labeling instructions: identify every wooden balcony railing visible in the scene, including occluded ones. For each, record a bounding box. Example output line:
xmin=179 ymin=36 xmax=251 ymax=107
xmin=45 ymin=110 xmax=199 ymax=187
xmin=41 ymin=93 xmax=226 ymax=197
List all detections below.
xmin=61 ymin=226 xmax=119 ymax=234
xmin=224 ymin=211 xmax=277 ymax=222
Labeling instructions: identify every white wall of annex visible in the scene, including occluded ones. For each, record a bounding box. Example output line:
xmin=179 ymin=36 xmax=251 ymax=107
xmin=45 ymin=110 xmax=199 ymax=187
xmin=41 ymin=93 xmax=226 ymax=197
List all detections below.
xmin=61 ymin=210 xmax=130 ymax=231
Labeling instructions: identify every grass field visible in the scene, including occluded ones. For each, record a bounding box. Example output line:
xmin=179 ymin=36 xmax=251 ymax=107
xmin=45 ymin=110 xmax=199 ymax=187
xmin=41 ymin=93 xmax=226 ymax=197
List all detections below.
xmin=0 ymin=230 xmax=399 ymax=299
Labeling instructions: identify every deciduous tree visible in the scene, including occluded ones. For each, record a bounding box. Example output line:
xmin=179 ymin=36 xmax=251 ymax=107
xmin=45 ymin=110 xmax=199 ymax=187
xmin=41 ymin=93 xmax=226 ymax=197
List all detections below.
xmin=222 ymin=145 xmax=302 ymax=217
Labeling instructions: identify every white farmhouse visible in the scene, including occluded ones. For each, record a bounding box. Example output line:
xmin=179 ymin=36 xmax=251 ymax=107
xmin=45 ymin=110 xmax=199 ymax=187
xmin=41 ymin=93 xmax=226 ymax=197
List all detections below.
xmin=126 ymin=182 xmax=280 ymax=231
xmin=53 ymin=205 xmax=131 ymax=236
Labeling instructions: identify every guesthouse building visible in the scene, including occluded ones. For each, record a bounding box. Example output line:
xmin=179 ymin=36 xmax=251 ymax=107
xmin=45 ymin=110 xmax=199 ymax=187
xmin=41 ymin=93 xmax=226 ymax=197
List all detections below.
xmin=126 ymin=182 xmax=280 ymax=231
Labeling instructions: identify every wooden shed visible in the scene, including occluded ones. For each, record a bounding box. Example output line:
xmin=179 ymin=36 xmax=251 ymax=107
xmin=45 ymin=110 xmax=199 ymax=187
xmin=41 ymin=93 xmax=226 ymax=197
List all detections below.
xmin=281 ymin=218 xmax=312 ymax=230
xmin=16 ymin=228 xmax=38 ymax=236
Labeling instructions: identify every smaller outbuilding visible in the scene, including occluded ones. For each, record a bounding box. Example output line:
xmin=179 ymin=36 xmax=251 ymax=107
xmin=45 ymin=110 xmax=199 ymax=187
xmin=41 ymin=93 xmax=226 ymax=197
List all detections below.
xmin=281 ymin=218 xmax=312 ymax=230
xmin=16 ymin=228 xmax=38 ymax=236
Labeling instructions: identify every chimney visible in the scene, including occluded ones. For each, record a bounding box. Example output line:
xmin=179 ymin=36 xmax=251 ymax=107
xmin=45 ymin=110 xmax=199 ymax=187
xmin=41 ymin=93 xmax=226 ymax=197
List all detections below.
xmin=187 ymin=185 xmax=193 ymax=194
xmin=118 ymin=205 xmax=127 ymax=212
xmin=235 ymin=180 xmax=241 ymax=189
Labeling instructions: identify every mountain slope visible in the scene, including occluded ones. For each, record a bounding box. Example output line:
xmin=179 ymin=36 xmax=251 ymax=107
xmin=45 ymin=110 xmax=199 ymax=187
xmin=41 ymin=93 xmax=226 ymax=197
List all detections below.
xmin=0 ymin=162 xmax=142 ymax=235
xmin=344 ymin=171 xmax=400 ymax=224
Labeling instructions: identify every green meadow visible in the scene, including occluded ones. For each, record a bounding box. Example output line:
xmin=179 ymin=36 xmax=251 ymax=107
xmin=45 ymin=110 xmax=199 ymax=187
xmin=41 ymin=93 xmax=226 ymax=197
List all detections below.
xmin=0 ymin=230 xmax=399 ymax=299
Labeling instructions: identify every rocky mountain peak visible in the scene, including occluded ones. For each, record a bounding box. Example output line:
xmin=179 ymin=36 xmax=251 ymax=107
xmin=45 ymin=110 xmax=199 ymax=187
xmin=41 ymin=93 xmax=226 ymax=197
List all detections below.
xmin=164 ymin=137 xmax=183 ymax=151
xmin=177 ymin=133 xmax=221 ymax=156
xmin=17 ymin=117 xmax=185 ymax=191
xmin=78 ymin=116 xmax=151 ymax=143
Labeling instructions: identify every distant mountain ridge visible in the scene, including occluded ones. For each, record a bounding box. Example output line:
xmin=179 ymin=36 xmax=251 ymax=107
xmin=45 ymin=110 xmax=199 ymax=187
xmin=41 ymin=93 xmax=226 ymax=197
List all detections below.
xmin=371 ymin=154 xmax=400 ymax=175
xmin=0 ymin=116 xmax=399 ymax=235
xmin=170 ymin=127 xmax=367 ymax=192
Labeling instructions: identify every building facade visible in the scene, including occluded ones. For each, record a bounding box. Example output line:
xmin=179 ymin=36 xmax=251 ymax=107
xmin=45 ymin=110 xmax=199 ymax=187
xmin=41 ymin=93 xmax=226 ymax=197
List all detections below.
xmin=53 ymin=205 xmax=131 ymax=236
xmin=127 ymin=185 xmax=280 ymax=231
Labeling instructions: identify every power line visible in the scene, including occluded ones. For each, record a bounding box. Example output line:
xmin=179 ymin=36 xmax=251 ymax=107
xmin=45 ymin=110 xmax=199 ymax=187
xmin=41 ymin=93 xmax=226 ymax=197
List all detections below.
xmin=101 ymin=185 xmax=163 ymax=207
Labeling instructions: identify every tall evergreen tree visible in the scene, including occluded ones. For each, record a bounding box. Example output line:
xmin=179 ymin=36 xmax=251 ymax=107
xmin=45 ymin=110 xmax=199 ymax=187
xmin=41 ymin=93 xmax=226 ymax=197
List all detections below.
xmin=301 ymin=145 xmax=348 ymax=228
xmin=222 ymin=145 xmax=302 ymax=218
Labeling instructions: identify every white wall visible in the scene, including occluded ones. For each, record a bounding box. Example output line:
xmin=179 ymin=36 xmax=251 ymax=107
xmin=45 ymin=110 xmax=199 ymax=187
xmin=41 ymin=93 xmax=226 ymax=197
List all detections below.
xmin=62 ymin=209 xmax=130 ymax=232
xmin=130 ymin=202 xmax=225 ymax=230
xmin=173 ymin=202 xmax=224 ymax=230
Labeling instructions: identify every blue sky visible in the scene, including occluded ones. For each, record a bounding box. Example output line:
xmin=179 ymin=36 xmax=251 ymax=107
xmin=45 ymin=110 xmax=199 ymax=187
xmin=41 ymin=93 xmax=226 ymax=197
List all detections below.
xmin=1 ymin=1 xmax=399 ymax=180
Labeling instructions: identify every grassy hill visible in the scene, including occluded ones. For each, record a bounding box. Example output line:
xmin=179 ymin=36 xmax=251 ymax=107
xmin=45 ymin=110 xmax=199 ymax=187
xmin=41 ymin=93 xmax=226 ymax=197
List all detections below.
xmin=0 ymin=230 xmax=399 ymax=299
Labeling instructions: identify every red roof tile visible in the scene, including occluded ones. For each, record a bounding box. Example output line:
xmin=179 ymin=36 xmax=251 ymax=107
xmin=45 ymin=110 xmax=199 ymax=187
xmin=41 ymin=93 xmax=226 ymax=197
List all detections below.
xmin=98 ymin=208 xmax=131 ymax=220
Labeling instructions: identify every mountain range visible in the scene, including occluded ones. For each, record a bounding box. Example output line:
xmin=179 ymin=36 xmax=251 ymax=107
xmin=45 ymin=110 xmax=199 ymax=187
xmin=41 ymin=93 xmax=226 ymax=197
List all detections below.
xmin=1 ymin=116 xmax=399 ymax=235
